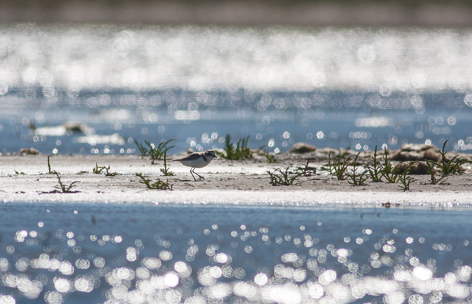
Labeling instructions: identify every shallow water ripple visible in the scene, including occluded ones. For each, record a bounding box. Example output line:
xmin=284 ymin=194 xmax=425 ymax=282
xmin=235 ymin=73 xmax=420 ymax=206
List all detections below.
xmin=0 ymin=204 xmax=470 ymax=304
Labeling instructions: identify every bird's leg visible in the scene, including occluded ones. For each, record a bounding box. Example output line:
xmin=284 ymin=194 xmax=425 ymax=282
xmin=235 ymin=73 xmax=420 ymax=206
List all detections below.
xmin=192 ymin=168 xmax=204 ymax=180
xmin=190 ymin=168 xmax=197 ymax=181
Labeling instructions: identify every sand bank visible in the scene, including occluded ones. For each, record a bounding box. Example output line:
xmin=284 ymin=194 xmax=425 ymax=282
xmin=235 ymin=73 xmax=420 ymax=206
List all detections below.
xmin=1 ymin=153 xmax=471 ymax=207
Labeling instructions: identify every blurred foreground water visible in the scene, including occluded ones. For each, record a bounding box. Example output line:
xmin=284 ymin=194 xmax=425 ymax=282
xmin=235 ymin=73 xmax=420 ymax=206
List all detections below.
xmin=1 ymin=24 xmax=472 ymax=155
xmin=0 ymin=204 xmax=471 ymax=304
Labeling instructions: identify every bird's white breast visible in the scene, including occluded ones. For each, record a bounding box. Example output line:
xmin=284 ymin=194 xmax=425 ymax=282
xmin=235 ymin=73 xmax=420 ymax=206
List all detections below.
xmin=179 ymin=156 xmax=211 ymax=168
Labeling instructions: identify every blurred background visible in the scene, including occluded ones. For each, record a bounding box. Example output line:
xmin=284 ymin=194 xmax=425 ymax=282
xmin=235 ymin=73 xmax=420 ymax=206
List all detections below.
xmin=1 ymin=0 xmax=472 ymax=155
xmin=3 ymin=0 xmax=472 ymax=26
xmin=2 ymin=4 xmax=472 ymax=304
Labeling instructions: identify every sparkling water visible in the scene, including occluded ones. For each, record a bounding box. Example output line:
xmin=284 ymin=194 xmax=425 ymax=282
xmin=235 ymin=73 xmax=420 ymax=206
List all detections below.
xmin=1 ymin=24 xmax=472 ymax=155
xmin=0 ymin=204 xmax=470 ymax=304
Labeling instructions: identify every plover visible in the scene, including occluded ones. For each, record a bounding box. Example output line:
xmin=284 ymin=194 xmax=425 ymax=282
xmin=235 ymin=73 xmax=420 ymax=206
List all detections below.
xmin=173 ymin=150 xmax=217 ymax=181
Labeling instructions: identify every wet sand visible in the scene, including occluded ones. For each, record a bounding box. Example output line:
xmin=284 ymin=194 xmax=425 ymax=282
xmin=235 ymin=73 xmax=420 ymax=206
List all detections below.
xmin=1 ymin=153 xmax=471 ymax=207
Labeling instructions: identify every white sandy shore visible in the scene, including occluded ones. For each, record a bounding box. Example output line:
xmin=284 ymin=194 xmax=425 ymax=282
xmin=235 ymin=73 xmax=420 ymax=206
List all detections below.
xmin=1 ymin=154 xmax=471 ymax=207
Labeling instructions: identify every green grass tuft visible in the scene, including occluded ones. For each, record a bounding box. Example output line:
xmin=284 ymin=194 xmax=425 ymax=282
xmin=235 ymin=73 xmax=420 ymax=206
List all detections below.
xmin=366 ymin=145 xmax=383 ymax=182
xmin=381 ymin=148 xmax=401 ymax=183
xmin=135 ymin=139 xmax=175 ymax=164
xmin=296 ymin=160 xmax=316 ymax=176
xmin=267 ymin=167 xmax=302 ymax=186
xmin=346 ymin=152 xmax=368 ymax=186
xmin=136 ymin=173 xmax=173 ymax=190
xmin=93 ymin=163 xmax=118 ymax=176
xmin=160 ymin=152 xmax=175 ymax=176
xmin=264 ymin=152 xmax=278 ymax=163
xmin=216 ymin=134 xmax=252 ymax=160
xmin=53 ymin=171 xmax=79 ymax=193
xmin=397 ymin=163 xmax=416 ymax=191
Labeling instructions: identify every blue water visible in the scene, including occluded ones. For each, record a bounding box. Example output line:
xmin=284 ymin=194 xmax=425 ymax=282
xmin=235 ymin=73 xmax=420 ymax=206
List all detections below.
xmin=1 ymin=25 xmax=472 ymax=155
xmin=2 ymin=89 xmax=472 ymax=156
xmin=0 ymin=204 xmax=471 ymax=304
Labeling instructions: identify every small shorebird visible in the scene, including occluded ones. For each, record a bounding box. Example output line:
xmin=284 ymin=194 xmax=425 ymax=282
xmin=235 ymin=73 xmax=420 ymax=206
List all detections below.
xmin=173 ymin=150 xmax=217 ymax=181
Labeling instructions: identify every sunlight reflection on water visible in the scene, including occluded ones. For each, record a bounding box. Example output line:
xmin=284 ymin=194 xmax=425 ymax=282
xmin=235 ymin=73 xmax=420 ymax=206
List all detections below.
xmin=2 ymin=25 xmax=472 ymax=155
xmin=0 ymin=204 xmax=470 ymax=303
xmin=2 ymin=25 xmax=472 ymax=91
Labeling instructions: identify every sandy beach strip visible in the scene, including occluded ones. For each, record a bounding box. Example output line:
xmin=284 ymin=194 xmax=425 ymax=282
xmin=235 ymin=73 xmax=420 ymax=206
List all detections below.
xmin=1 ymin=153 xmax=471 ymax=207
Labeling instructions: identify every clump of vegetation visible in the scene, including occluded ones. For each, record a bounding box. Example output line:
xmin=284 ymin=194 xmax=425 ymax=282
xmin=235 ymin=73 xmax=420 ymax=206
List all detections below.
xmin=93 ymin=163 xmax=118 ymax=176
xmin=216 ymin=134 xmax=252 ymax=160
xmin=381 ymin=149 xmax=401 ymax=183
xmin=160 ymin=152 xmax=175 ymax=176
xmin=323 ymin=151 xmax=334 ymax=173
xmin=14 ymin=170 xmax=26 ymax=175
xmin=135 ymin=139 xmax=148 ymax=159
xmin=257 ymin=145 xmax=278 ymax=163
xmin=134 ymin=139 xmax=175 ymax=164
xmin=320 ymin=140 xmax=469 ymax=190
xmin=93 ymin=163 xmax=106 ymax=174
xmin=267 ymin=167 xmax=302 ymax=186
xmin=147 ymin=139 xmax=175 ymax=164
xmin=323 ymin=145 xmax=424 ymax=189
xmin=329 ymin=151 xmax=351 ymax=180
xmin=425 ymin=160 xmax=447 ymax=184
xmin=296 ymin=160 xmax=316 ymax=176
xmin=322 ymin=147 xmax=353 ymax=180
xmin=436 ymin=140 xmax=466 ymax=176
xmin=53 ymin=171 xmax=79 ymax=193
xmin=264 ymin=152 xmax=278 ymax=163
xmin=424 ymin=140 xmax=466 ymax=184
xmin=366 ymin=146 xmax=383 ymax=182
xmin=136 ymin=173 xmax=173 ymax=190
xmin=346 ymin=153 xmax=368 ymax=186
xmin=397 ymin=163 xmax=416 ymax=190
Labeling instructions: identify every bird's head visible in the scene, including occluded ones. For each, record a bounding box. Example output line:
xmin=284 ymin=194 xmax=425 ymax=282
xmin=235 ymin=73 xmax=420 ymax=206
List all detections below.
xmin=205 ymin=150 xmax=217 ymax=159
